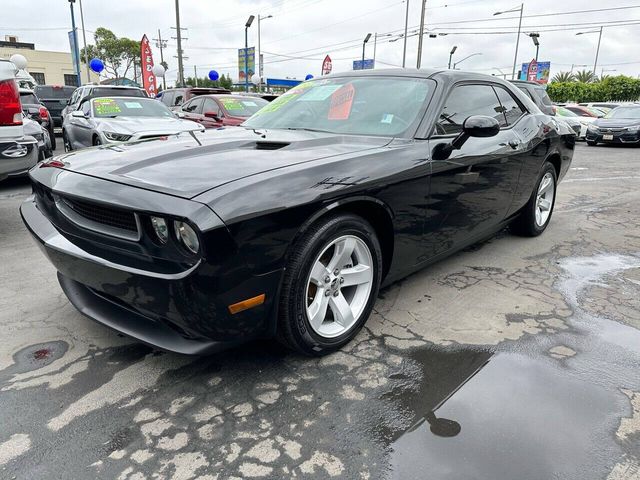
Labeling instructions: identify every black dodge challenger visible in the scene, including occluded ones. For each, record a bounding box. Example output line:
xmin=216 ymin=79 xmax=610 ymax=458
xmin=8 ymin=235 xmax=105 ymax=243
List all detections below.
xmin=21 ymin=69 xmax=574 ymax=356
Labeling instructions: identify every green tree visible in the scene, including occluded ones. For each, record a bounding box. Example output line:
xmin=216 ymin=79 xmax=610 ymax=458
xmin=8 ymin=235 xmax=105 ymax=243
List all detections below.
xmin=80 ymin=27 xmax=140 ymax=80
xmin=184 ymin=73 xmax=234 ymax=90
xmin=551 ymin=71 xmax=575 ymax=83
xmin=574 ymin=69 xmax=596 ymax=83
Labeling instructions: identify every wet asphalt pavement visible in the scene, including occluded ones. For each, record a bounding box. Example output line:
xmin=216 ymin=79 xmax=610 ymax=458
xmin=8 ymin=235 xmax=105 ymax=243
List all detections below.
xmin=0 ymin=142 xmax=639 ymax=479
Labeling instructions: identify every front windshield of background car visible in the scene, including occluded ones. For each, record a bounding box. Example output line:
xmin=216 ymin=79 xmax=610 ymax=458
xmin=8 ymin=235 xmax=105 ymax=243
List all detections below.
xmin=243 ymin=76 xmax=433 ymax=136
xmin=605 ymin=107 xmax=640 ymax=119
xmin=556 ymin=107 xmax=578 ymax=117
xmin=219 ymin=96 xmax=269 ymax=117
xmin=20 ymin=93 xmax=39 ymax=104
xmin=585 ymin=107 xmax=604 ymax=117
xmin=92 ymin=97 xmax=175 ymax=118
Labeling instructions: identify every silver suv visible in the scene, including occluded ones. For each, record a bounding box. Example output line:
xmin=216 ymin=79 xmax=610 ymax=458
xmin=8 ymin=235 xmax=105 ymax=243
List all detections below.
xmin=0 ymin=59 xmax=39 ymax=182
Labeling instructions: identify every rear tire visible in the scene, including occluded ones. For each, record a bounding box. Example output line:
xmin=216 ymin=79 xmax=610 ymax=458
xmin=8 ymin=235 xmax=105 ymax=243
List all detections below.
xmin=277 ymin=214 xmax=382 ymax=356
xmin=62 ymin=130 xmax=72 ymax=152
xmin=511 ymin=162 xmax=557 ymax=237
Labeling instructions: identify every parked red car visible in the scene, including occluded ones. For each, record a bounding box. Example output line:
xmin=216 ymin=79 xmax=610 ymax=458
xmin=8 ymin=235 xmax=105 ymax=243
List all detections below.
xmin=178 ymin=94 xmax=269 ymax=128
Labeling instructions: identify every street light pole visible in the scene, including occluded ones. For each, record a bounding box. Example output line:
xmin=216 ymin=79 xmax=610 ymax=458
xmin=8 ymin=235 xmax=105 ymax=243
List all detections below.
xmin=576 ymin=27 xmax=604 ymax=77
xmin=494 ymin=3 xmax=523 ymax=80
xmin=67 ymin=0 xmax=82 ymax=87
xmin=453 ymin=52 xmax=482 ymax=70
xmin=362 ymin=33 xmax=372 ymax=68
xmin=529 ymin=33 xmax=540 ymax=61
xmin=448 ymin=45 xmax=457 ymax=69
xmin=245 ymin=15 xmax=255 ymax=92
xmin=402 ymin=0 xmax=410 ymax=67
xmin=257 ymin=14 xmax=272 ymax=92
xmin=416 ymin=0 xmax=427 ymax=69
xmin=78 ymin=0 xmax=90 ymax=83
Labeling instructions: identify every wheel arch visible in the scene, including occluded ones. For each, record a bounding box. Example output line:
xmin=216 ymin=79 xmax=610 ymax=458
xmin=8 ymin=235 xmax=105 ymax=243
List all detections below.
xmin=545 ymin=152 xmax=562 ymax=179
xmin=291 ymin=196 xmax=395 ymax=281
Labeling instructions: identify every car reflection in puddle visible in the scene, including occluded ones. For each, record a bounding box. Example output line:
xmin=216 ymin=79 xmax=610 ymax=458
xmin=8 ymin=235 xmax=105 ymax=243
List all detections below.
xmin=384 ymin=349 xmax=619 ymax=480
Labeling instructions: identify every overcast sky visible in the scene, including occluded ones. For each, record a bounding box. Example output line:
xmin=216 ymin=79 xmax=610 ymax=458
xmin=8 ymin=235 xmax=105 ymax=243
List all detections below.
xmin=3 ymin=0 xmax=639 ymax=85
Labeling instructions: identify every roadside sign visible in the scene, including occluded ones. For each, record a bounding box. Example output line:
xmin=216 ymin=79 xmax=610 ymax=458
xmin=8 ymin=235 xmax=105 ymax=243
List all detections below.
xmin=322 ymin=55 xmax=332 ymax=75
xmin=353 ymin=59 xmax=374 ymax=71
xmin=519 ymin=60 xmax=551 ymax=84
xmin=238 ymin=47 xmax=255 ymax=82
xmin=140 ymin=34 xmax=157 ymax=97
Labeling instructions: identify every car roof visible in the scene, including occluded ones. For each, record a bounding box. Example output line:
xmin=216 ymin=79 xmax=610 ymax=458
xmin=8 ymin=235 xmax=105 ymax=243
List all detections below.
xmin=89 ymin=96 xmax=153 ymax=101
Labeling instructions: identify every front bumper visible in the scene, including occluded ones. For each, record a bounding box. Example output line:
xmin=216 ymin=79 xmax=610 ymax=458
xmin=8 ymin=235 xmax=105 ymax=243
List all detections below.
xmin=0 ymin=136 xmax=39 ymax=181
xmin=20 ymin=184 xmax=281 ymax=354
xmin=585 ymin=129 xmax=640 ymax=144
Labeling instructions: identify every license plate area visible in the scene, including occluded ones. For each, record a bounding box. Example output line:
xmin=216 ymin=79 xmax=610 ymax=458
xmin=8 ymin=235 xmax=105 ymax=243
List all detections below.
xmin=603 ymin=134 xmax=614 ymax=141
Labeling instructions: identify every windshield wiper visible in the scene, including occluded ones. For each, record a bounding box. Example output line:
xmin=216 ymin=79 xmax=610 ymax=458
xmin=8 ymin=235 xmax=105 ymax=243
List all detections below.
xmin=285 ymin=127 xmax=333 ymax=134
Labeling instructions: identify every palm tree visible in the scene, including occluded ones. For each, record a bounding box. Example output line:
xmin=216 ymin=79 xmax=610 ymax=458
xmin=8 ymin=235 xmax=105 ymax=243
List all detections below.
xmin=574 ymin=70 xmax=596 ymax=83
xmin=551 ymin=71 xmax=575 ymax=83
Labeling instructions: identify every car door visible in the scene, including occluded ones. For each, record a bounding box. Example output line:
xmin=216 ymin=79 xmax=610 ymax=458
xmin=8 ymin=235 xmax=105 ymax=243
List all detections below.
xmin=180 ymin=97 xmax=205 ymax=125
xmin=68 ymin=100 xmax=94 ymax=148
xmin=201 ymin=98 xmax=224 ymax=128
xmin=425 ymin=82 xmax=527 ymax=256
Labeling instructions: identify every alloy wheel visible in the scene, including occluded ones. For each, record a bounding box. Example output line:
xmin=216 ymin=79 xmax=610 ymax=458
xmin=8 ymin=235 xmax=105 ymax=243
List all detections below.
xmin=305 ymin=235 xmax=374 ymax=338
xmin=535 ymin=172 xmax=555 ymax=227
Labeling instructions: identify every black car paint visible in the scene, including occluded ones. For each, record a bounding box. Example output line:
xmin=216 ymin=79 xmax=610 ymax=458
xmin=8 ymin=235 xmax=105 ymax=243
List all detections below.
xmin=21 ymin=69 xmax=574 ymax=353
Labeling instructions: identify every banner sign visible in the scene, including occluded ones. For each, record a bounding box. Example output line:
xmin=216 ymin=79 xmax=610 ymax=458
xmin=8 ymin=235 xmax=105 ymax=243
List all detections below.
xmin=322 ymin=55 xmax=332 ymax=75
xmin=238 ymin=47 xmax=255 ymax=82
xmin=353 ymin=59 xmax=374 ymax=71
xmin=519 ymin=60 xmax=551 ymax=84
xmin=140 ymin=35 xmax=157 ymax=97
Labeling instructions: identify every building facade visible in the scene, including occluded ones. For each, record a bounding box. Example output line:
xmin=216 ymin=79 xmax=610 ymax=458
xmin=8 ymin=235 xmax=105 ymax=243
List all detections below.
xmin=0 ymin=36 xmax=99 ymax=86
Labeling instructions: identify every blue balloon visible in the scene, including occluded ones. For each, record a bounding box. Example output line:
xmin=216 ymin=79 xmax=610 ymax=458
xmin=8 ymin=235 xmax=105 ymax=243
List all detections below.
xmin=89 ymin=58 xmax=104 ymax=73
xmin=305 ymin=74 xmax=314 ymax=81
xmin=208 ymin=70 xmax=219 ymax=81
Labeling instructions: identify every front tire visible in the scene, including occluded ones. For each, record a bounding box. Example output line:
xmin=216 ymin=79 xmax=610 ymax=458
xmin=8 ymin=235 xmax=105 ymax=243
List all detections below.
xmin=93 ymin=135 xmax=102 ymax=146
xmin=62 ymin=130 xmax=72 ymax=152
xmin=277 ymin=214 xmax=382 ymax=356
xmin=587 ymin=140 xmax=597 ymax=146
xmin=511 ymin=162 xmax=557 ymax=237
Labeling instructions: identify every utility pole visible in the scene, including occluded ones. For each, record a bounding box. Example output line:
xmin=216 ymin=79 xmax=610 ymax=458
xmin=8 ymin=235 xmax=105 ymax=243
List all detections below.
xmin=173 ymin=0 xmax=185 ymax=87
xmin=402 ymin=0 xmax=410 ymax=67
xmin=78 ymin=0 xmax=90 ymax=83
xmin=67 ymin=0 xmax=81 ymax=87
xmin=416 ymin=0 xmax=427 ymax=69
xmin=257 ymin=15 xmax=272 ymax=92
xmin=153 ymin=29 xmax=167 ymax=90
xmin=593 ymin=26 xmax=603 ymax=77
xmin=194 ymin=65 xmax=198 ymax=86
xmin=245 ymin=16 xmax=255 ymax=93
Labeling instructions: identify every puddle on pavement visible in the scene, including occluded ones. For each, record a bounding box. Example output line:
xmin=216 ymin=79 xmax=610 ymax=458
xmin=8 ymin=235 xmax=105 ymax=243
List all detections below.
xmin=1 ymin=341 xmax=69 ymax=376
xmin=383 ymin=253 xmax=640 ymax=480
xmin=385 ymin=350 xmax=619 ymax=480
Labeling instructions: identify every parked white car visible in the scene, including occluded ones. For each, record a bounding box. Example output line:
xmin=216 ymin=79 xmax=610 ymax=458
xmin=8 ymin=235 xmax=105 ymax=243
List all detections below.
xmin=554 ymin=105 xmax=595 ymax=140
xmin=62 ymin=96 xmax=205 ymax=151
xmin=0 ymin=59 xmax=39 ymax=182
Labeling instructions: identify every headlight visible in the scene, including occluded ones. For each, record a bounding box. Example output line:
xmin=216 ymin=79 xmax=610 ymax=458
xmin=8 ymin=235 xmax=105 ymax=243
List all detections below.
xmin=103 ymin=131 xmax=132 ymax=142
xmin=174 ymin=221 xmax=200 ymax=254
xmin=587 ymin=124 xmax=598 ymax=132
xmin=150 ymin=216 xmax=168 ymax=244
xmin=626 ymin=125 xmax=640 ymax=132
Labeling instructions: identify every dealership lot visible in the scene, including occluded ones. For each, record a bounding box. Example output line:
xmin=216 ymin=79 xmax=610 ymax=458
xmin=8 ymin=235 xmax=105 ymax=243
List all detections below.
xmin=1 ymin=143 xmax=639 ymax=479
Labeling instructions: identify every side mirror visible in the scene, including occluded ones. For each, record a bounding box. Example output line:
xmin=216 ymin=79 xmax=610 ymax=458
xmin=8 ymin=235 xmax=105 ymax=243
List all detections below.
xmin=432 ymin=115 xmax=500 ymax=161
xmin=71 ymin=110 xmax=86 ymax=118
xmin=204 ymin=111 xmax=220 ymax=120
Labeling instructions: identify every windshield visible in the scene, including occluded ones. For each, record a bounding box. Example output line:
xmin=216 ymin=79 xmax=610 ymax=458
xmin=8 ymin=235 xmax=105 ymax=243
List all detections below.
xmin=244 ymin=76 xmax=433 ymax=136
xmin=35 ymin=85 xmax=75 ymax=99
xmin=219 ymin=96 xmax=269 ymax=117
xmin=555 ymin=106 xmax=578 ymax=117
xmin=92 ymin=97 xmax=175 ymax=118
xmin=605 ymin=107 xmax=640 ymax=119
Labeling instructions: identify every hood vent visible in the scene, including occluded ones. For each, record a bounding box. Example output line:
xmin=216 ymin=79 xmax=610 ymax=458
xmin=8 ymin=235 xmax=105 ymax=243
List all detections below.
xmin=255 ymin=141 xmax=290 ymax=150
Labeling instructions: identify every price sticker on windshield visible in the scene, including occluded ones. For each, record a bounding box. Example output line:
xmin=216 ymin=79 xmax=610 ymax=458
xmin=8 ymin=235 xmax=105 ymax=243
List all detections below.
xmin=328 ymin=83 xmax=355 ymax=120
xmin=94 ymin=98 xmax=121 ymax=115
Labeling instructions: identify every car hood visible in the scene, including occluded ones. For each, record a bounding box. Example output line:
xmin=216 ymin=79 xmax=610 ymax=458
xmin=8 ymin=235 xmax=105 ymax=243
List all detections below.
xmin=96 ymin=116 xmax=202 ymax=135
xmin=51 ymin=127 xmax=392 ymax=199
xmin=593 ymin=118 xmax=640 ymax=128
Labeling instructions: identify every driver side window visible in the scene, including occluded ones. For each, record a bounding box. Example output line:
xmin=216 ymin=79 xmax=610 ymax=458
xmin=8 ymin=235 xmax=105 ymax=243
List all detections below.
xmin=434 ymin=84 xmax=504 ymax=136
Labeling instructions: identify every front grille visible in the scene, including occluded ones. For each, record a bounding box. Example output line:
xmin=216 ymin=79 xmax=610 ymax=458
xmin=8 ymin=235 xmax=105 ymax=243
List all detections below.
xmin=57 ymin=195 xmax=140 ymax=240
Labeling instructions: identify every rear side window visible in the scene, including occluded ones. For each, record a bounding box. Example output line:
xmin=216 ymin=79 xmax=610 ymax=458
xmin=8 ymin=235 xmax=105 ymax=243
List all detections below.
xmin=183 ymin=97 xmax=204 ymax=113
xmin=173 ymin=92 xmax=184 ymax=106
xmin=161 ymin=91 xmax=174 ymax=106
xmin=20 ymin=92 xmax=39 ymax=104
xmin=493 ymin=86 xmax=525 ymax=126
xmin=435 ymin=84 xmax=504 ymax=135
xmin=532 ymin=86 xmax=552 ymax=107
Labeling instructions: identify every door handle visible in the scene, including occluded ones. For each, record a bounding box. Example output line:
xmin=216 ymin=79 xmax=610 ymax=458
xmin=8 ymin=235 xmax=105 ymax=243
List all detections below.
xmin=508 ymin=139 xmax=520 ymax=149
